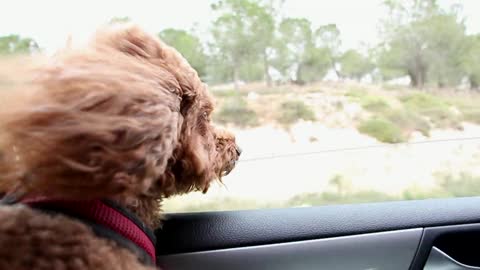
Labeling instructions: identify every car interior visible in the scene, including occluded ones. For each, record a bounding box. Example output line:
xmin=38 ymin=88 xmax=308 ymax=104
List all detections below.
xmin=157 ymin=197 xmax=480 ymax=270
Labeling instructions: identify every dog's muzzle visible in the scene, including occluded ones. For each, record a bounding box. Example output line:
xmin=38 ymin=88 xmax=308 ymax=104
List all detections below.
xmin=221 ymin=146 xmax=241 ymax=177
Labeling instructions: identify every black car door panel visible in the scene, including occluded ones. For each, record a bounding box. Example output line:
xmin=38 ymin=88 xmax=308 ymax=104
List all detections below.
xmin=156 ymin=197 xmax=480 ymax=269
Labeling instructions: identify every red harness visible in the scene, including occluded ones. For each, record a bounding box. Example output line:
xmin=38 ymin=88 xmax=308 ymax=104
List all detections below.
xmin=21 ymin=198 xmax=157 ymax=266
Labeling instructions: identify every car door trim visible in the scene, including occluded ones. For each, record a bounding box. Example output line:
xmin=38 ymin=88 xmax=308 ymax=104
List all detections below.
xmin=158 ymin=228 xmax=423 ymax=270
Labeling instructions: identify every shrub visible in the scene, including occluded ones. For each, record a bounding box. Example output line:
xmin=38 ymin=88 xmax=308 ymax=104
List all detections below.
xmin=437 ymin=173 xmax=480 ymax=197
xmin=446 ymin=96 xmax=480 ymax=124
xmin=214 ymin=96 xmax=258 ymax=127
xmin=400 ymin=92 xmax=460 ymax=128
xmin=463 ymin=110 xmax=480 ymax=124
xmin=385 ymin=109 xmax=431 ymax=136
xmin=328 ymin=174 xmax=351 ymax=195
xmin=167 ymin=198 xmax=265 ymax=212
xmin=345 ymin=87 xmax=368 ymax=98
xmin=402 ymin=173 xmax=480 ymax=201
xmin=276 ymin=100 xmax=316 ymax=126
xmin=346 ymin=87 xmax=391 ymax=113
xmin=211 ymin=89 xmax=247 ymax=98
xmin=358 ymin=118 xmax=405 ymax=143
xmin=360 ymin=96 xmax=391 ymax=113
xmin=400 ymin=92 xmax=448 ymax=111
xmin=287 ymin=190 xmax=396 ymax=207
xmin=255 ymin=88 xmax=289 ymax=96
xmin=402 ymin=187 xmax=450 ymax=200
xmin=381 ymin=84 xmax=407 ymax=91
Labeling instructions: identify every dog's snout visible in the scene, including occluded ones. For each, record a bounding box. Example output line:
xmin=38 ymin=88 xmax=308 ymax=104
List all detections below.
xmin=235 ymin=146 xmax=242 ymax=156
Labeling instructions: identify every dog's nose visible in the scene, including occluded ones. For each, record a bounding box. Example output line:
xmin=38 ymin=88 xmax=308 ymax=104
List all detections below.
xmin=235 ymin=146 xmax=242 ymax=156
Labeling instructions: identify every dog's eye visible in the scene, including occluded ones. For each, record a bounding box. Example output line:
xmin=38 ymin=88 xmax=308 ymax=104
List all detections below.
xmin=202 ymin=111 xmax=210 ymax=121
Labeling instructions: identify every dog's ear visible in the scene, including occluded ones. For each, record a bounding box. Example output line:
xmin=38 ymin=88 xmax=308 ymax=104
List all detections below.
xmin=0 ymin=38 xmax=184 ymax=200
xmin=94 ymin=25 xmax=200 ymax=98
xmin=94 ymin=25 xmax=164 ymax=59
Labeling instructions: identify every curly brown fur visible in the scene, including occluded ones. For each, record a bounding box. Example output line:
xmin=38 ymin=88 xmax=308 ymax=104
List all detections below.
xmin=0 ymin=24 xmax=239 ymax=269
xmin=0 ymin=205 xmax=154 ymax=270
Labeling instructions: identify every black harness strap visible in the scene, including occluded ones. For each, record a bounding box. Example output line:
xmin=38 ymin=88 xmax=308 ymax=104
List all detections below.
xmin=30 ymin=204 xmax=155 ymax=266
xmin=0 ymin=196 xmax=155 ymax=266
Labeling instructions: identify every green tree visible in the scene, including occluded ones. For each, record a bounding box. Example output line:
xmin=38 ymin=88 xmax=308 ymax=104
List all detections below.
xmin=339 ymin=50 xmax=374 ymax=80
xmin=206 ymin=53 xmax=233 ymax=84
xmin=378 ymin=0 xmax=467 ymax=88
xmin=463 ymin=35 xmax=480 ymax=89
xmin=261 ymin=0 xmax=285 ymax=85
xmin=315 ymin=24 xmax=342 ymax=77
xmin=159 ymin=29 xmax=208 ymax=78
xmin=210 ymin=0 xmax=275 ymax=88
xmin=272 ymin=18 xmax=330 ymax=84
xmin=0 ymin=35 xmax=38 ymax=55
xmin=273 ymin=18 xmax=312 ymax=82
xmin=423 ymin=14 xmax=467 ymax=87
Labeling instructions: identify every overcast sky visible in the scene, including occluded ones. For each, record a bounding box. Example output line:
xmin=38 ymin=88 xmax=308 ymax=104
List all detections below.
xmin=1 ymin=0 xmax=479 ymax=53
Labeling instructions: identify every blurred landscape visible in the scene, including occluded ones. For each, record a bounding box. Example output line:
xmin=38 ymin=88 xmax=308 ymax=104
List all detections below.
xmin=164 ymin=82 xmax=480 ymax=212
xmin=1 ymin=0 xmax=480 ymax=212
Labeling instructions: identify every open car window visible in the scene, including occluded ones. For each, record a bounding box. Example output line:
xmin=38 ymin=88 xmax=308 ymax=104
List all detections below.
xmin=1 ymin=0 xmax=480 ymax=214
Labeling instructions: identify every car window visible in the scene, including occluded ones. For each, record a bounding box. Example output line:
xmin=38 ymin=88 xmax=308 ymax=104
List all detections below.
xmin=2 ymin=0 xmax=479 ymax=213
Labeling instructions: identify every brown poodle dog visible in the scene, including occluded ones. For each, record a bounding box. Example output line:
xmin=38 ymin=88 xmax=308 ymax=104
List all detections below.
xmin=0 ymin=25 xmax=240 ymax=269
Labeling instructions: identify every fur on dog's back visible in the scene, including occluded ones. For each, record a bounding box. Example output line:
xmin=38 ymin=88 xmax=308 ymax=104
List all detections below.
xmin=0 ymin=206 xmax=154 ymax=270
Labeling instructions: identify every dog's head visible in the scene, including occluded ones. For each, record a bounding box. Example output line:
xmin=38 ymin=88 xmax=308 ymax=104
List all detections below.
xmin=0 ymin=26 xmax=240 ymax=213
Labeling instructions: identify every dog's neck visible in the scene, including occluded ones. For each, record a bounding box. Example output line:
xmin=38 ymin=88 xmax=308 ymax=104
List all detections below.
xmin=118 ymin=196 xmax=163 ymax=230
xmin=14 ymin=193 xmax=162 ymax=230
xmin=17 ymin=197 xmax=158 ymax=265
